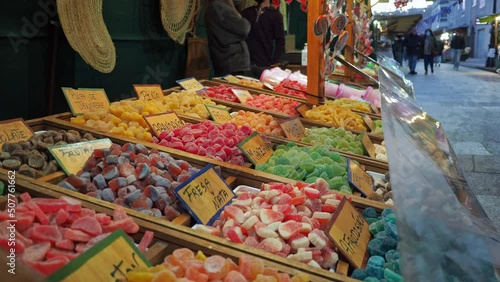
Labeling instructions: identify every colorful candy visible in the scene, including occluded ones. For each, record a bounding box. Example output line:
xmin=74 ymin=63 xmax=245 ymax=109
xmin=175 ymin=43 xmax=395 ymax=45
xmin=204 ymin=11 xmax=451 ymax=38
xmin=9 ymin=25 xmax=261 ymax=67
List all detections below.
xmin=246 ymin=94 xmax=301 ymax=116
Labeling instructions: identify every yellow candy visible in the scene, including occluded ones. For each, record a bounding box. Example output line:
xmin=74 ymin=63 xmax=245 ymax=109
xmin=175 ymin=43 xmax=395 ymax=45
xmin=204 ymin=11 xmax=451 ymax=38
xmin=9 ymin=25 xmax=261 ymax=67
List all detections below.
xmin=70 ymin=116 xmax=85 ymax=125
xmin=195 ymin=250 xmax=206 ymax=261
xmin=109 ymin=127 xmax=124 ymax=134
xmin=126 ymin=272 xmax=154 ymax=282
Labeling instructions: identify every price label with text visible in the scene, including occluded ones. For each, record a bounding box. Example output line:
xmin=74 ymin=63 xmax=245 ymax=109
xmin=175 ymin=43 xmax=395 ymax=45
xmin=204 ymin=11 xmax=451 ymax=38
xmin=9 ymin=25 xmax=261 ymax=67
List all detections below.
xmin=205 ymin=105 xmax=232 ymax=123
xmin=238 ymin=132 xmax=274 ymax=165
xmin=143 ymin=112 xmax=185 ymax=138
xmin=231 ymin=89 xmax=253 ymax=104
xmin=47 ymin=229 xmax=151 ymax=282
xmin=62 ymin=87 xmax=110 ymax=115
xmin=362 ymin=114 xmax=375 ymax=132
xmin=176 ymin=77 xmax=205 ymax=92
xmin=347 ymin=159 xmax=374 ymax=197
xmin=174 ymin=165 xmax=235 ymax=225
xmin=49 ymin=139 xmax=113 ymax=175
xmin=295 ymin=103 xmax=311 ymax=117
xmin=133 ymin=84 xmax=164 ymax=101
xmin=223 ymin=75 xmax=241 ymax=83
xmin=326 ymin=197 xmax=371 ymax=269
xmin=0 ymin=118 xmax=34 ymax=149
xmin=279 ymin=117 xmax=305 ymax=141
xmin=361 ymin=132 xmax=376 ymax=159
xmin=370 ymin=103 xmax=380 ymax=115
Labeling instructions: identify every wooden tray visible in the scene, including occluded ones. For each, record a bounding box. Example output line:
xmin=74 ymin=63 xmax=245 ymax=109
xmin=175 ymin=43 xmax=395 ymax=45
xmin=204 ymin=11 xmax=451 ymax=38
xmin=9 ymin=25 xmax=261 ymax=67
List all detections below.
xmin=0 ymin=172 xmax=358 ymax=282
xmin=163 ymin=83 xmax=384 ymax=143
xmin=210 ymin=78 xmax=382 ymax=120
xmin=29 ymin=116 xmax=391 ymax=212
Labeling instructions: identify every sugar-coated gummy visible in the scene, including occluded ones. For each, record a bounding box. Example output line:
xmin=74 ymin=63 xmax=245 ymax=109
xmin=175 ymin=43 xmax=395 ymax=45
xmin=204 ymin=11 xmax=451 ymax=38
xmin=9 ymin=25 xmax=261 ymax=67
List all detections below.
xmin=364 ymin=277 xmax=381 ymax=282
xmin=352 ymin=269 xmax=368 ymax=280
xmin=362 ymin=207 xmax=378 ymax=219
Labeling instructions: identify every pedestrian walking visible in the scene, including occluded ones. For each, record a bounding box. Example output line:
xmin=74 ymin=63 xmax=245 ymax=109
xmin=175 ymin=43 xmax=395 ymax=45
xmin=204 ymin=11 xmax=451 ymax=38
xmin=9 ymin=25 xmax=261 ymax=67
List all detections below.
xmin=422 ymin=29 xmax=438 ymax=75
xmin=450 ymin=31 xmax=465 ymax=70
xmin=404 ymin=28 xmax=421 ymax=75
xmin=392 ymin=35 xmax=404 ymax=66
xmin=434 ymin=38 xmax=444 ymax=67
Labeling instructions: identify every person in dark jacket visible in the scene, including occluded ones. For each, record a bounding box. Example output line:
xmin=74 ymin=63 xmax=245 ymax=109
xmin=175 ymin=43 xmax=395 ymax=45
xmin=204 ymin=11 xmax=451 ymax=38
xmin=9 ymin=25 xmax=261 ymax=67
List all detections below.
xmin=422 ymin=29 xmax=438 ymax=75
xmin=241 ymin=0 xmax=285 ymax=77
xmin=450 ymin=31 xmax=466 ymax=70
xmin=403 ymin=28 xmax=421 ymax=75
xmin=392 ymin=35 xmax=404 ymax=66
xmin=205 ymin=0 xmax=251 ymax=76
xmin=434 ymin=38 xmax=444 ymax=67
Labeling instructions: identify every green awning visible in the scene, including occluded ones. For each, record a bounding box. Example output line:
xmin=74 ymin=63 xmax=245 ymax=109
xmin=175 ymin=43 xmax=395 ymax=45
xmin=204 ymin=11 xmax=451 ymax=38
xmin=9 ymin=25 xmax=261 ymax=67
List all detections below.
xmin=478 ymin=13 xmax=500 ymax=23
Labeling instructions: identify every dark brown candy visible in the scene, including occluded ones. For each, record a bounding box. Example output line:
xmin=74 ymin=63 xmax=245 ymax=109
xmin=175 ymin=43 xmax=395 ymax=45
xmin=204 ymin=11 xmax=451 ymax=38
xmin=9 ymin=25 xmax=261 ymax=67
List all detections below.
xmin=53 ymin=133 xmax=63 ymax=143
xmin=368 ymin=191 xmax=383 ymax=201
xmin=18 ymin=164 xmax=37 ymax=178
xmin=67 ymin=130 xmax=81 ymax=139
xmin=36 ymin=141 xmax=52 ymax=150
xmin=65 ymin=133 xmax=80 ymax=144
xmin=54 ymin=141 xmax=68 ymax=146
xmin=19 ymin=141 xmax=32 ymax=150
xmin=66 ymin=174 xmax=86 ymax=190
xmin=2 ymin=159 xmax=21 ymax=170
xmin=43 ymin=136 xmax=54 ymax=145
xmin=383 ymin=191 xmax=393 ymax=202
xmin=42 ymin=162 xmax=58 ymax=175
xmin=27 ymin=154 xmax=46 ymax=169
xmin=11 ymin=149 xmax=29 ymax=163
xmin=2 ymin=143 xmax=22 ymax=154
xmin=0 ymin=152 xmax=10 ymax=160
xmin=82 ymin=133 xmax=95 ymax=141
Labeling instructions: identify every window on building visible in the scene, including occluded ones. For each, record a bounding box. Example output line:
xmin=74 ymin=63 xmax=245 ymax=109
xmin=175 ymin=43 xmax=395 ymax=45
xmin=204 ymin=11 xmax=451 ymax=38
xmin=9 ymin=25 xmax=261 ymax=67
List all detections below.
xmin=472 ymin=0 xmax=476 ymax=7
xmin=479 ymin=0 xmax=485 ymax=8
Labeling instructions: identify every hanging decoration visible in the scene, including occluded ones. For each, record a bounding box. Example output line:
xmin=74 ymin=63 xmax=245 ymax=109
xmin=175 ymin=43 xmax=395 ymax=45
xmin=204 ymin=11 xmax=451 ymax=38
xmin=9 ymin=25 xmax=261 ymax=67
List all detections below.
xmin=273 ymin=0 xmax=308 ymax=12
xmin=394 ymin=0 xmax=410 ymax=9
xmin=353 ymin=12 xmax=374 ymax=60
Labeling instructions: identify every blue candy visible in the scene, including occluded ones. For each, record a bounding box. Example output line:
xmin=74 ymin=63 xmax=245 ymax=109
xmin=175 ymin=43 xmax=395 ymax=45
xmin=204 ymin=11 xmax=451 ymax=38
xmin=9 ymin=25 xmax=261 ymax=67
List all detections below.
xmin=352 ymin=269 xmax=368 ymax=280
xmin=363 ymin=207 xmax=378 ymax=219
xmin=385 ymin=221 xmax=399 ymax=240
xmin=124 ymin=189 xmax=141 ymax=204
xmin=101 ymin=188 xmax=116 ymax=202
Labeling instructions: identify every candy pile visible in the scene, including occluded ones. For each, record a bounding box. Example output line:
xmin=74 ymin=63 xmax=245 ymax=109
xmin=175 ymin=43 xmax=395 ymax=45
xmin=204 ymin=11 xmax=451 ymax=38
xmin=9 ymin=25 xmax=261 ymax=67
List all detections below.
xmin=352 ymin=208 xmax=402 ymax=282
xmin=331 ymin=98 xmax=372 ymax=113
xmin=301 ymin=127 xmax=364 ymax=156
xmin=239 ymin=78 xmax=264 ymax=89
xmin=305 ymin=101 xmax=366 ymax=132
xmin=231 ymin=110 xmax=285 ymax=137
xmin=198 ymin=85 xmax=239 ymax=103
xmin=126 ymin=248 xmax=310 ymax=282
xmin=1 ymin=130 xmax=95 ymax=178
xmin=0 ymin=193 xmax=153 ymax=276
xmin=71 ymin=91 xmax=218 ymax=141
xmin=274 ymin=79 xmax=307 ymax=99
xmin=246 ymin=94 xmax=301 ymax=116
xmin=256 ymin=143 xmax=352 ymax=194
xmin=374 ymin=141 xmax=388 ymax=162
xmin=368 ymin=172 xmax=393 ymax=205
xmin=151 ymin=121 xmax=250 ymax=165
xmin=194 ymin=180 xmax=344 ymax=271
xmin=372 ymin=119 xmax=384 ymax=135
xmin=58 ymin=143 xmax=199 ymax=220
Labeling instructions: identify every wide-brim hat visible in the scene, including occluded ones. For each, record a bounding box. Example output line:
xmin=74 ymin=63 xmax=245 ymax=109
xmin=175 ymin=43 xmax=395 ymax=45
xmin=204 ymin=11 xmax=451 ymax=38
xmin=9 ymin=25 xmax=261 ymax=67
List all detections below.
xmin=160 ymin=0 xmax=200 ymax=44
xmin=57 ymin=0 xmax=116 ymax=73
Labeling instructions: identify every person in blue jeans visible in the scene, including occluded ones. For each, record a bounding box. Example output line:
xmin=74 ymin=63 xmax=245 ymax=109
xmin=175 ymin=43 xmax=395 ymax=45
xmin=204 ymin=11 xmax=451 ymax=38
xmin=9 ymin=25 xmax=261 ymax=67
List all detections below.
xmin=404 ymin=28 xmax=421 ymax=75
xmin=450 ymin=31 xmax=465 ymax=70
xmin=422 ymin=29 xmax=438 ymax=75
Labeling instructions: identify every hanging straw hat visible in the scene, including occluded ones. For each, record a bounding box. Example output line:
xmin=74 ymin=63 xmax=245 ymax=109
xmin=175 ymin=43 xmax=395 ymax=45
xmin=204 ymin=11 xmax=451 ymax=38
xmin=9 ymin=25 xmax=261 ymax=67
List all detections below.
xmin=57 ymin=0 xmax=116 ymax=73
xmin=160 ymin=0 xmax=200 ymax=44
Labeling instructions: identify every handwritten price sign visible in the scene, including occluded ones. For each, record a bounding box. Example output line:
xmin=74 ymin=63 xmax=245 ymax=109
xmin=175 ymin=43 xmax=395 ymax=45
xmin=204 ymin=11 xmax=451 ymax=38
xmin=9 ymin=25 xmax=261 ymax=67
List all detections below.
xmin=47 ymin=229 xmax=151 ymax=282
xmin=295 ymin=103 xmax=311 ymax=118
xmin=238 ymin=132 xmax=274 ymax=165
xmin=62 ymin=87 xmax=110 ymax=115
xmin=327 ymin=197 xmax=371 ymax=269
xmin=361 ymin=132 xmax=376 ymax=159
xmin=223 ymin=75 xmax=241 ymax=83
xmin=0 ymin=118 xmax=34 ymax=149
xmin=133 ymin=84 xmax=164 ymax=101
xmin=174 ymin=165 xmax=235 ymax=225
xmin=205 ymin=105 xmax=232 ymax=124
xmin=347 ymin=159 xmax=374 ymax=197
xmin=231 ymin=89 xmax=253 ymax=104
xmin=143 ymin=112 xmax=185 ymax=138
xmin=48 ymin=139 xmax=113 ymax=175
xmin=176 ymin=77 xmax=205 ymax=92
xmin=279 ymin=117 xmax=306 ymax=141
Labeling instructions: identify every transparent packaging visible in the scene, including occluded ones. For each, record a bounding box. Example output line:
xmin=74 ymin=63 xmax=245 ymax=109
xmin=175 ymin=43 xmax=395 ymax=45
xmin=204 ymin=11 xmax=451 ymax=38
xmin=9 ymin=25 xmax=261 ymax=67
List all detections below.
xmin=377 ymin=55 xmax=416 ymax=101
xmin=378 ymin=70 xmax=500 ymax=281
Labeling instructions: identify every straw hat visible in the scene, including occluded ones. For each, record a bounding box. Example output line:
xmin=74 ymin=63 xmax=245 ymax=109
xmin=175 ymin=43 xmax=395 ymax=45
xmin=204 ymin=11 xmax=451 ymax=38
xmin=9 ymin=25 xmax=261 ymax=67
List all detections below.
xmin=160 ymin=0 xmax=200 ymax=44
xmin=57 ymin=0 xmax=116 ymax=73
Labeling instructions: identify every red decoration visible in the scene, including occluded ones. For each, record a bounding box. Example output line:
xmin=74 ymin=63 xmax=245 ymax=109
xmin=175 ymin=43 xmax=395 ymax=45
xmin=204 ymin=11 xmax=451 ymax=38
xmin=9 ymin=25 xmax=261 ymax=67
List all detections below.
xmin=394 ymin=0 xmax=409 ymax=9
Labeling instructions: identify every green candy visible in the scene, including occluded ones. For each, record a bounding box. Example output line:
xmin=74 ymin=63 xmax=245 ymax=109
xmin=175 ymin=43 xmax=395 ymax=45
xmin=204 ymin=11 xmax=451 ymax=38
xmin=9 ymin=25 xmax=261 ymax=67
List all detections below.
xmin=384 ymin=269 xmax=403 ymax=282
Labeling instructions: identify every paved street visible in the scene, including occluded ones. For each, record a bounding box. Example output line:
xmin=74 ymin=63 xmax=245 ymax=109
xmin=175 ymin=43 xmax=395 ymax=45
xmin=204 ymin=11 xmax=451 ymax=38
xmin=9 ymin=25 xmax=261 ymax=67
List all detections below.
xmin=400 ymin=59 xmax=500 ymax=231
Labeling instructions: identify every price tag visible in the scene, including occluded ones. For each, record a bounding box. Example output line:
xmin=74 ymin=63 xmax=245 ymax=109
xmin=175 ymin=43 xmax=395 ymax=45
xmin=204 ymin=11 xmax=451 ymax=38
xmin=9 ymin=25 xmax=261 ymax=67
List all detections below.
xmin=263 ymin=82 xmax=275 ymax=90
xmin=174 ymin=165 xmax=236 ymax=225
xmin=295 ymin=103 xmax=311 ymax=117
xmin=238 ymin=132 xmax=274 ymax=165
xmin=362 ymin=114 xmax=375 ymax=132
xmin=48 ymin=139 xmax=113 ymax=175
xmin=279 ymin=117 xmax=306 ymax=141
xmin=133 ymin=84 xmax=164 ymax=101
xmin=223 ymin=75 xmax=241 ymax=83
xmin=231 ymin=89 xmax=253 ymax=104
xmin=326 ymin=197 xmax=371 ymax=269
xmin=361 ymin=132 xmax=376 ymax=158
xmin=205 ymin=105 xmax=232 ymax=123
xmin=347 ymin=159 xmax=374 ymax=197
xmin=370 ymin=103 xmax=380 ymax=115
xmin=0 ymin=118 xmax=34 ymax=149
xmin=143 ymin=112 xmax=185 ymax=138
xmin=47 ymin=229 xmax=151 ymax=282
xmin=62 ymin=87 xmax=110 ymax=115
xmin=176 ymin=77 xmax=205 ymax=92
